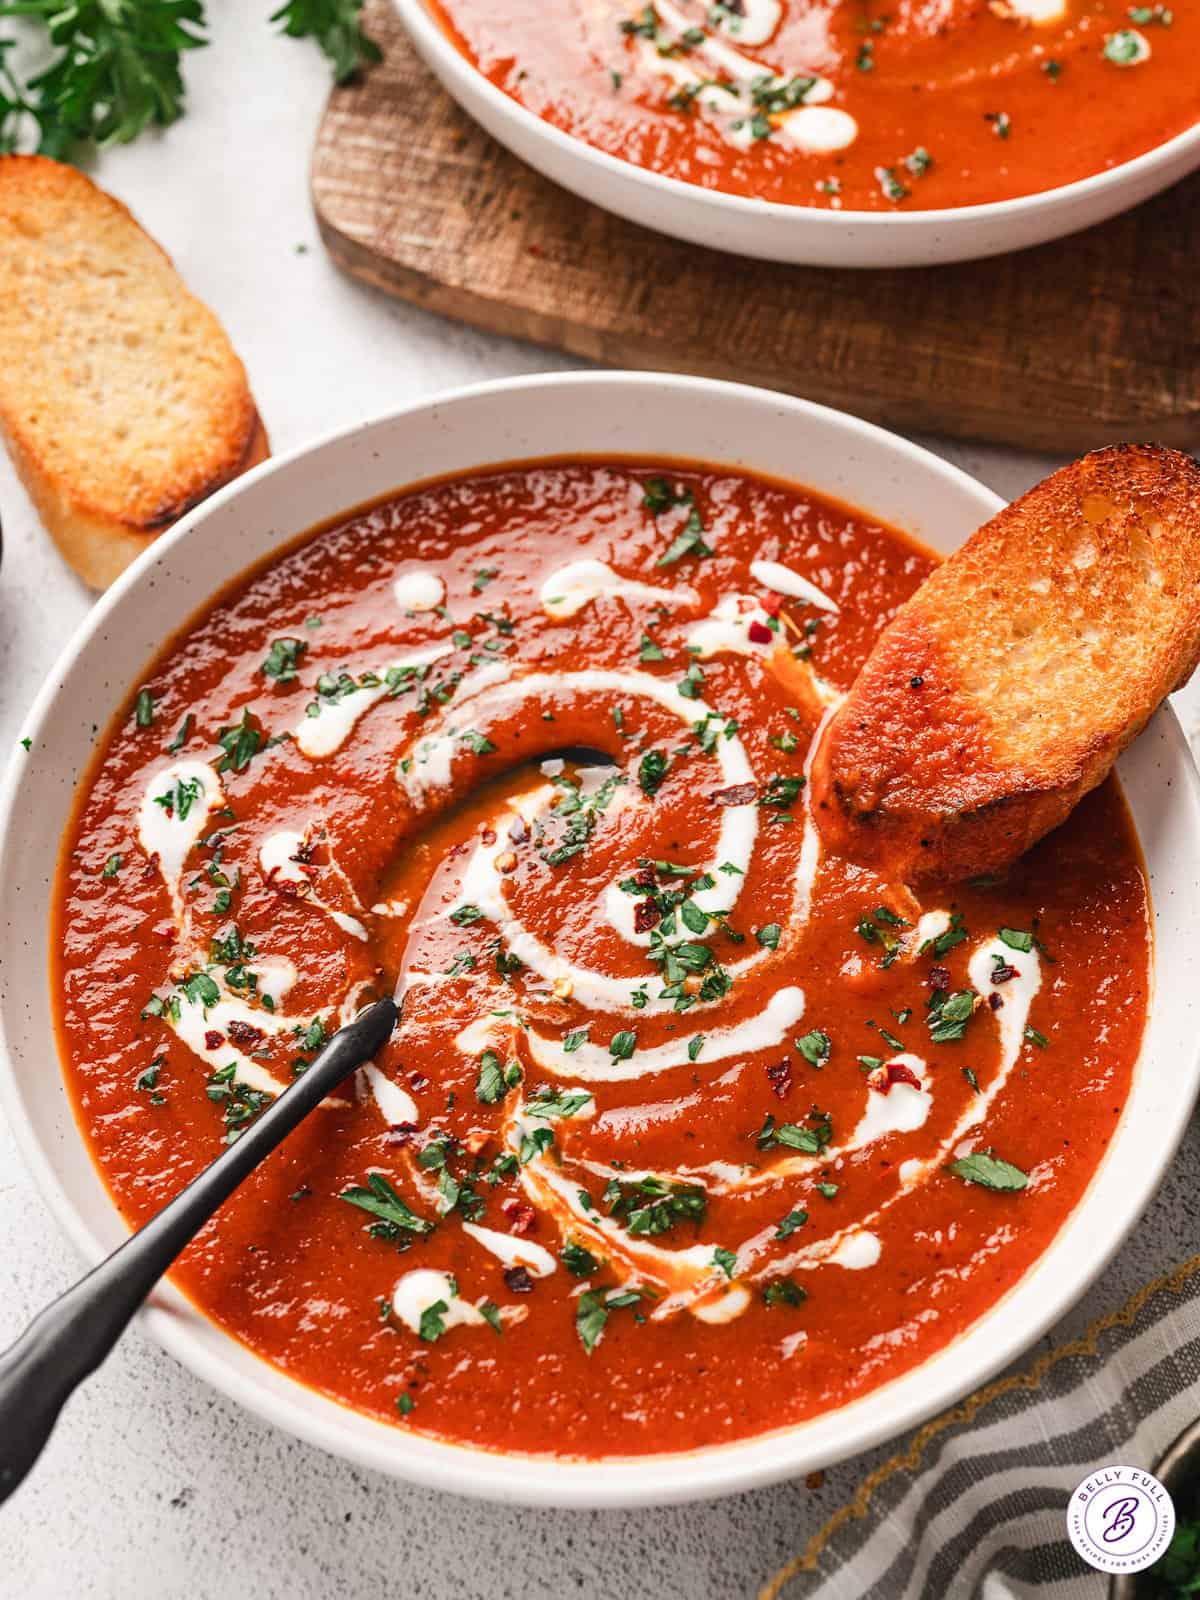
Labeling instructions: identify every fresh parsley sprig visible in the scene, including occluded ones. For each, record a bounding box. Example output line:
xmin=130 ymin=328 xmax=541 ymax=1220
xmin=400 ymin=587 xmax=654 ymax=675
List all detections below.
xmin=270 ymin=0 xmax=380 ymax=83
xmin=0 ymin=0 xmax=380 ymax=161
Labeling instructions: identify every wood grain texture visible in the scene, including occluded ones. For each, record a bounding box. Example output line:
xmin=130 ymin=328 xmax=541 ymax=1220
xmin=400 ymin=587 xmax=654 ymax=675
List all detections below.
xmin=311 ymin=0 xmax=1200 ymax=452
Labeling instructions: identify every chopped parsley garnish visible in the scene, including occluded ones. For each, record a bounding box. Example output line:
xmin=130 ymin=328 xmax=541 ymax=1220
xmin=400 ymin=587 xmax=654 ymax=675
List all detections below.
xmin=603 ymin=1174 xmax=706 ymax=1236
xmin=418 ymin=1300 xmax=449 ymax=1342
xmin=646 ymin=482 xmax=713 ymax=567
xmin=774 ymin=1207 xmax=808 ymax=1240
xmin=518 ymin=1126 xmax=555 ymax=1165
xmin=397 ymin=1393 xmax=415 ymax=1416
xmin=815 ymin=1182 xmax=839 ymax=1199
xmin=339 ymin=1172 xmax=434 ymax=1238
xmin=755 ymin=922 xmax=782 ymax=951
xmin=687 ymin=1033 xmax=706 ymax=1061
xmin=538 ymin=770 xmax=624 ymax=865
xmin=713 ymin=1246 xmax=738 ymax=1279
xmin=167 ymin=713 xmax=194 ymax=753
xmin=450 ymin=904 xmax=484 ymax=926
xmin=1103 ymin=27 xmax=1147 ymax=62
xmin=153 ymin=774 xmax=202 ymax=821
xmin=134 ymin=688 xmax=156 ymax=728
xmin=998 ymin=926 xmax=1033 ymax=952
xmin=261 ymin=636 xmax=307 ymax=683
xmin=639 ymin=633 xmax=666 ymax=663
xmin=757 ymin=1110 xmax=833 ymax=1155
xmin=205 ymin=1062 xmax=271 ymax=1143
xmin=927 ymin=988 xmax=976 ymax=1043
xmin=574 ymin=1287 xmax=649 ymax=1354
xmin=763 ymin=1278 xmax=807 ymax=1308
xmin=561 ymin=1240 xmax=600 ymax=1276
xmin=922 ymin=912 xmax=968 ymax=957
xmin=609 ymin=1030 xmax=637 ymax=1061
xmin=795 ymin=1029 xmax=831 ymax=1066
xmin=527 ymin=1088 xmax=593 ymax=1119
xmin=638 ymin=749 xmax=669 ymax=796
xmin=181 ymin=971 xmax=221 ymax=1008
xmin=475 ymin=1049 xmax=506 ymax=1105
xmin=101 ymin=853 xmax=122 ymax=878
xmin=215 ymin=709 xmax=263 ymax=774
xmin=948 ymin=1151 xmax=1029 ymax=1192
xmin=459 ymin=729 xmax=496 ymax=756
xmin=875 ymin=165 xmax=909 ymax=203
xmin=1024 ymin=1025 xmax=1049 ymax=1048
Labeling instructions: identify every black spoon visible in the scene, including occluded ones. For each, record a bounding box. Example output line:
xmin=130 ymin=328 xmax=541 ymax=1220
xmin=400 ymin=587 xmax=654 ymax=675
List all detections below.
xmin=0 ymin=994 xmax=398 ymax=1507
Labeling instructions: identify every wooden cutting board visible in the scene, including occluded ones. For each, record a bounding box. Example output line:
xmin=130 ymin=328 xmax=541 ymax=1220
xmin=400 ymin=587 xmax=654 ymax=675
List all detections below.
xmin=311 ymin=0 xmax=1200 ymax=452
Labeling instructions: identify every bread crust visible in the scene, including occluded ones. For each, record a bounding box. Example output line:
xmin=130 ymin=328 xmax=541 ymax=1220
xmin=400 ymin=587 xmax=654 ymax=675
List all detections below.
xmin=0 ymin=155 xmax=268 ymax=588
xmin=811 ymin=444 xmax=1200 ymax=883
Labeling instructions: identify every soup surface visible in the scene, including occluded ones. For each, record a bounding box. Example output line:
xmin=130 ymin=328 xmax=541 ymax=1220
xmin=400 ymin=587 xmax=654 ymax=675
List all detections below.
xmin=427 ymin=0 xmax=1198 ymax=211
xmin=56 ymin=459 xmax=1150 ymax=1457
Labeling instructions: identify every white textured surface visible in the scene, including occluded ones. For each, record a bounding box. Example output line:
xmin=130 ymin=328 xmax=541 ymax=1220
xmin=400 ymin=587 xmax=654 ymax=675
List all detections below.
xmin=0 ymin=17 xmax=1197 ymax=1597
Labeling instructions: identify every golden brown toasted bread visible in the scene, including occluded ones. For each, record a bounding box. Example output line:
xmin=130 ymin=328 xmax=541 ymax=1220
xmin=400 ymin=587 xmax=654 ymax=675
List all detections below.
xmin=811 ymin=444 xmax=1200 ymax=884
xmin=0 ymin=155 xmax=268 ymax=589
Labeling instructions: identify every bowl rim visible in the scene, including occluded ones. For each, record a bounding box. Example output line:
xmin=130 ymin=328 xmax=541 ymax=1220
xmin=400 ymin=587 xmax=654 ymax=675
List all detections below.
xmin=392 ymin=0 xmax=1200 ymax=232
xmin=3 ymin=369 xmax=1199 ymax=1509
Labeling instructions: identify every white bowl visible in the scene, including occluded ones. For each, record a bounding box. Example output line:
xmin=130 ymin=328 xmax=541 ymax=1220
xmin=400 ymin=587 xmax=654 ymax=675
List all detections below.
xmin=391 ymin=0 xmax=1200 ymax=268
xmin=2 ymin=373 xmax=1199 ymax=1507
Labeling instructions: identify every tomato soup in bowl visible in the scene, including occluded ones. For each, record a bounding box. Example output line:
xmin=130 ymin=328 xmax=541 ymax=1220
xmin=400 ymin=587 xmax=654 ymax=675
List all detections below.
xmin=4 ymin=375 xmax=1200 ymax=1504
xmin=392 ymin=0 xmax=1200 ymax=264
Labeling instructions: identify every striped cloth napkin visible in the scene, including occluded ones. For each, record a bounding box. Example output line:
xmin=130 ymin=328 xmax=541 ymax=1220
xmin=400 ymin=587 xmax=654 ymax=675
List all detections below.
xmin=763 ymin=1253 xmax=1200 ymax=1598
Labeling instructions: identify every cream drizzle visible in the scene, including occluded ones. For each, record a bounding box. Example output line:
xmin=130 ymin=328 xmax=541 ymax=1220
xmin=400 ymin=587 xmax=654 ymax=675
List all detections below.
xmin=137 ymin=760 xmax=225 ymax=923
xmin=258 ymin=828 xmax=369 ymax=942
xmin=538 ymin=558 xmax=691 ymax=620
xmin=294 ymin=644 xmax=453 ymax=759
xmin=526 ymin=986 xmax=806 ymax=1083
xmin=749 ymin=558 xmax=840 ymax=614
xmin=461 ymin=1223 xmax=558 ymax=1278
xmin=389 ymin=1269 xmax=525 ymax=1336
xmin=392 ymin=570 xmax=445 ymax=612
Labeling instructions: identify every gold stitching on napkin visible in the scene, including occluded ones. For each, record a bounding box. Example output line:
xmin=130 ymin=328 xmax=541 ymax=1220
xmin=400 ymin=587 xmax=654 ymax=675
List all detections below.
xmin=760 ymin=1252 xmax=1200 ymax=1600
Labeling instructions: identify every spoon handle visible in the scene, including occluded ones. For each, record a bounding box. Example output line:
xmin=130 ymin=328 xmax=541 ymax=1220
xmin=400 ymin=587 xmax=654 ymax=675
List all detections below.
xmin=0 ymin=995 xmax=397 ymax=1506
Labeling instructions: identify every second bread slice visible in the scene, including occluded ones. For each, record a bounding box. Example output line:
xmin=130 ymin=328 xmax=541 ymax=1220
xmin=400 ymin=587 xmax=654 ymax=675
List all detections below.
xmin=0 ymin=155 xmax=268 ymax=589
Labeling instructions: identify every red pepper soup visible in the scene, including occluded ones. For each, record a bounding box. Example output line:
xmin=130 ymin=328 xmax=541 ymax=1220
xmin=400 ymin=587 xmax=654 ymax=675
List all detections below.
xmin=55 ymin=459 xmax=1149 ymax=1457
xmin=425 ymin=0 xmax=1198 ymax=211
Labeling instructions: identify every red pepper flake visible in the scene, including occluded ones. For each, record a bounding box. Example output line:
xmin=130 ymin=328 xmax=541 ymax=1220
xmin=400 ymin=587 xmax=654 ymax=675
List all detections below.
xmin=710 ymin=782 xmax=758 ymax=806
xmin=766 ymin=1059 xmax=793 ymax=1099
xmin=409 ymin=1072 xmax=430 ymax=1092
xmin=501 ymin=1198 xmax=537 ymax=1234
xmin=384 ymin=1122 xmax=418 ymax=1146
xmin=868 ymin=1061 xmax=923 ymax=1094
xmin=988 ymin=992 xmax=1004 ymax=1011
xmin=761 ymin=590 xmax=783 ymax=616
xmin=991 ymin=962 xmax=1019 ymax=985
xmin=928 ymin=964 xmax=952 ymax=989
xmin=633 ymin=898 xmax=662 ymax=933
xmin=227 ymin=1019 xmax=264 ymax=1047
xmin=747 ymin=619 xmax=773 ymax=645
xmin=632 ymin=866 xmax=658 ymax=891
xmin=503 ymin=1265 xmax=534 ymax=1293
xmin=480 ymin=827 xmax=497 ymax=847
xmin=204 ymin=1029 xmax=224 ymax=1050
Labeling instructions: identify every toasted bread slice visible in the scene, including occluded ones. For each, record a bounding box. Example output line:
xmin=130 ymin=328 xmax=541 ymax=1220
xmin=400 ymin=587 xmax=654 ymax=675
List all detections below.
xmin=0 ymin=155 xmax=268 ymax=589
xmin=811 ymin=444 xmax=1200 ymax=884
